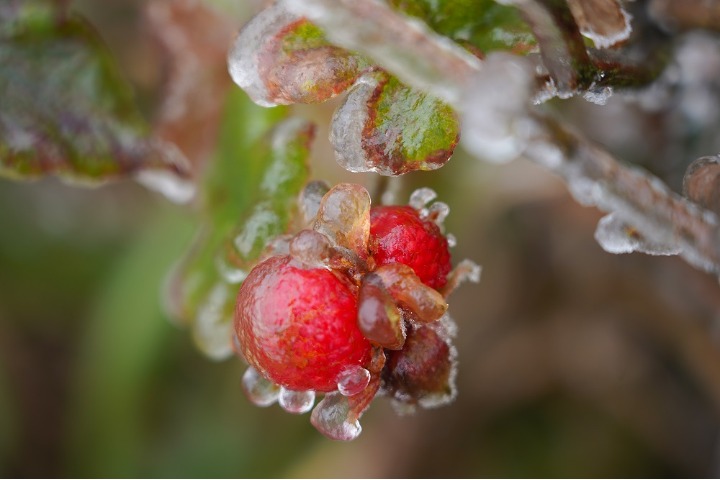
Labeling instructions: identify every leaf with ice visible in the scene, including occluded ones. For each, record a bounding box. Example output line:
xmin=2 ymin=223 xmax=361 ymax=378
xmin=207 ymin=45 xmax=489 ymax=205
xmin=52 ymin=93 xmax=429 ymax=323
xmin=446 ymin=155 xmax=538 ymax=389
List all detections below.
xmin=165 ymin=95 xmax=313 ymax=360
xmin=228 ymin=1 xmax=369 ymax=107
xmin=331 ymin=71 xmax=460 ymax=176
xmin=0 ymin=3 xmax=191 ymax=197
xmin=389 ymin=0 xmax=536 ymax=55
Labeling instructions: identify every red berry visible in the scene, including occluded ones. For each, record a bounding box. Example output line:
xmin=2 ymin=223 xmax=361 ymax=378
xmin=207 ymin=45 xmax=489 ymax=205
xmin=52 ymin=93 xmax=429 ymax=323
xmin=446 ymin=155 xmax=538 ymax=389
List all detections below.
xmin=234 ymin=255 xmax=371 ymax=392
xmin=369 ymin=206 xmax=451 ymax=290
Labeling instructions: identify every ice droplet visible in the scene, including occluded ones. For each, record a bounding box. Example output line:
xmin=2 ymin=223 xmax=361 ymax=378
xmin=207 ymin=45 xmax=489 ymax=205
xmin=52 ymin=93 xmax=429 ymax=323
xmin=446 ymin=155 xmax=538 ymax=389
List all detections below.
xmin=242 ymin=367 xmax=280 ymax=407
xmin=446 ymin=233 xmax=457 ymax=248
xmin=330 ymin=74 xmax=377 ymax=174
xmin=336 ymin=365 xmax=371 ymax=397
xmin=409 ymin=187 xmax=438 ymax=210
xmin=426 ymin=201 xmax=450 ymax=227
xmin=594 ymin=213 xmax=681 ymax=256
xmin=310 ymin=392 xmax=362 ymax=441
xmin=278 ymin=387 xmax=316 ymax=414
xmin=289 ymin=229 xmax=333 ymax=268
xmin=461 ymin=53 xmax=535 ymax=164
xmin=683 ymin=155 xmax=720 ymax=216
xmin=193 ymin=282 xmax=234 ymax=361
xmin=582 ymin=84 xmax=613 ymax=106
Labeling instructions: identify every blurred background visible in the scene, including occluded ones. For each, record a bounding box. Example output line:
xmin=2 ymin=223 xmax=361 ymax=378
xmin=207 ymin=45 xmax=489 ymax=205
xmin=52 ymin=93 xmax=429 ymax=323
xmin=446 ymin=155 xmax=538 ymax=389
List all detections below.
xmin=3 ymin=0 xmax=720 ymax=477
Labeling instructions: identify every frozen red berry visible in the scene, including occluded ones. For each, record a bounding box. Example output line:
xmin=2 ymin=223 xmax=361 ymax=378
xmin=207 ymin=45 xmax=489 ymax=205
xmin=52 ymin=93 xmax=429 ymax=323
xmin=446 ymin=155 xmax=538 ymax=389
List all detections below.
xmin=369 ymin=205 xmax=452 ymax=290
xmin=234 ymin=255 xmax=371 ymax=392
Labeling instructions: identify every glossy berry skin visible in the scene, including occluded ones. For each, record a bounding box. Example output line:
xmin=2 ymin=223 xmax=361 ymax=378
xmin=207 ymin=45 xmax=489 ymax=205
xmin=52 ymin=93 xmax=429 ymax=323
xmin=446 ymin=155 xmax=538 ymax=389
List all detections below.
xmin=235 ymin=255 xmax=371 ymax=392
xmin=369 ymin=206 xmax=452 ymax=290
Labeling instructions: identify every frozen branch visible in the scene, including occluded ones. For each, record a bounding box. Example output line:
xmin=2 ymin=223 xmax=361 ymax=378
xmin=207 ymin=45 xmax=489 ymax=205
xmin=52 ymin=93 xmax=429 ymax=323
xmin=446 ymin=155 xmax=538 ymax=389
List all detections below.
xmin=291 ymin=0 xmax=720 ymax=275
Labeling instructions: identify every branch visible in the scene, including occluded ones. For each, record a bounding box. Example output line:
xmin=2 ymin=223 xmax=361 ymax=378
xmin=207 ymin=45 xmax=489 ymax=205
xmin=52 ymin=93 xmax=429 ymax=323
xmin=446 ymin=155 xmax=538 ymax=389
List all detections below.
xmin=290 ymin=0 xmax=720 ymax=275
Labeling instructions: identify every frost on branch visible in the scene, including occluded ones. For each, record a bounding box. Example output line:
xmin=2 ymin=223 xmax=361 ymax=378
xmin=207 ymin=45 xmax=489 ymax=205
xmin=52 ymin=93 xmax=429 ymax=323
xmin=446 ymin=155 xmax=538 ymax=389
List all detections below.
xmin=566 ymin=0 xmax=633 ymax=49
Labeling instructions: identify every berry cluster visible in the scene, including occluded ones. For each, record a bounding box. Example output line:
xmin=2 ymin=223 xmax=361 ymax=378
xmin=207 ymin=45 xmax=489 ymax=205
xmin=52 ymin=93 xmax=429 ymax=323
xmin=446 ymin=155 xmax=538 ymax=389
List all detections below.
xmin=233 ymin=183 xmax=479 ymax=440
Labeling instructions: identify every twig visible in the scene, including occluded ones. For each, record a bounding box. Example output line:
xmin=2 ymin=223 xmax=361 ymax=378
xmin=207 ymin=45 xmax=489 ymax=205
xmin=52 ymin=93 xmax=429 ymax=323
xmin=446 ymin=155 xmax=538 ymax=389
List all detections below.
xmin=290 ymin=0 xmax=720 ymax=275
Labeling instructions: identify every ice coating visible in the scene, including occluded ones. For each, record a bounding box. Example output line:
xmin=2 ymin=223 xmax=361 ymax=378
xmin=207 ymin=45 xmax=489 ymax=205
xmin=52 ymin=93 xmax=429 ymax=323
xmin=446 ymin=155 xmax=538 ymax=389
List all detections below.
xmin=567 ymin=0 xmax=633 ymax=49
xmin=310 ymin=392 xmax=362 ymax=441
xmin=228 ymin=2 xmax=297 ymax=107
xmin=313 ymin=183 xmax=371 ymax=256
xmin=374 ymin=264 xmax=448 ymax=324
xmin=330 ymin=75 xmax=377 ymax=174
xmin=135 ymin=168 xmax=195 ymax=204
xmin=426 ymin=202 xmax=450 ymax=227
xmin=683 ymin=155 xmax=720 ymax=216
xmin=193 ymin=282 xmax=234 ymax=361
xmin=357 ymin=273 xmax=406 ymax=349
xmin=461 ymin=53 xmax=536 ymax=164
xmin=442 ymin=259 xmax=482 ymax=298
xmin=336 ymin=365 xmax=371 ymax=397
xmin=289 ymin=229 xmax=333 ymax=268
xmin=242 ymin=367 xmax=281 ymax=407
xmin=594 ymin=213 xmax=681 ymax=256
xmin=409 ymin=187 xmax=438 ymax=210
xmin=278 ymin=388 xmax=316 ymax=414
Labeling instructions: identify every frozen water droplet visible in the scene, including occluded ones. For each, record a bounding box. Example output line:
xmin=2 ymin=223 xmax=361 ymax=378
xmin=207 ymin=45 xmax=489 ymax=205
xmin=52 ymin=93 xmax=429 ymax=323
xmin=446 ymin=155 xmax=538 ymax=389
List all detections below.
xmin=594 ymin=213 xmax=680 ymax=256
xmin=242 ymin=367 xmax=280 ymax=407
xmin=583 ymin=84 xmax=613 ymax=105
xmin=289 ymin=229 xmax=333 ymax=268
xmin=310 ymin=392 xmax=362 ymax=441
xmin=193 ymin=283 xmax=234 ymax=361
xmin=300 ymin=180 xmax=330 ymax=224
xmin=683 ymin=155 xmax=720 ymax=216
xmin=279 ymin=387 xmax=315 ymax=414
xmin=446 ymin=233 xmax=457 ymax=248
xmin=336 ymin=366 xmax=371 ymax=397
xmin=426 ymin=201 xmax=450 ymax=227
xmin=409 ymin=187 xmax=438 ymax=210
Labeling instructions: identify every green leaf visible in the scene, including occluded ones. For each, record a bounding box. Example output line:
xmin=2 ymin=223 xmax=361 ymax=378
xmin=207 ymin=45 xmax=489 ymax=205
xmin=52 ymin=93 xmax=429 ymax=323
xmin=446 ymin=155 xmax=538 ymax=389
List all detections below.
xmin=389 ymin=0 xmax=536 ymax=55
xmin=229 ymin=2 xmax=370 ymax=106
xmin=331 ymin=71 xmax=460 ymax=176
xmin=166 ymin=91 xmax=314 ymax=359
xmin=0 ymin=3 xmax=189 ymax=185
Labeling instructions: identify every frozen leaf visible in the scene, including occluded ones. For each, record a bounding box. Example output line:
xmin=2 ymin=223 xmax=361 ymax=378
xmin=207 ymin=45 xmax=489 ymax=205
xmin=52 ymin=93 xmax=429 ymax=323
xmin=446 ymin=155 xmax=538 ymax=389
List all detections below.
xmin=389 ymin=0 xmax=536 ymax=54
xmin=228 ymin=1 xmax=369 ymax=107
xmin=146 ymin=0 xmax=236 ymax=177
xmin=567 ymin=0 xmax=632 ymax=49
xmin=331 ymin=71 xmax=460 ymax=176
xmin=165 ymin=92 xmax=312 ymax=350
xmin=0 ymin=3 xmax=190 ymax=191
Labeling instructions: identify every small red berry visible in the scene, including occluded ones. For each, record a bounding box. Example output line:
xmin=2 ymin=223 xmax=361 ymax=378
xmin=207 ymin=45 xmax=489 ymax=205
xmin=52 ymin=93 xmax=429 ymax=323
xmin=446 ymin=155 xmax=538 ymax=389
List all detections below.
xmin=234 ymin=255 xmax=371 ymax=392
xmin=369 ymin=205 xmax=452 ymax=290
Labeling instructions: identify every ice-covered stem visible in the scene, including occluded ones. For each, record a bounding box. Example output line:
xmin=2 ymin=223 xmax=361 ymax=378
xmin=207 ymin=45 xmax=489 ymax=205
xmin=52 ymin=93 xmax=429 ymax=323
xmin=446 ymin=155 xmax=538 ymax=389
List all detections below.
xmin=650 ymin=0 xmax=720 ymax=32
xmin=291 ymin=0 xmax=720 ymax=275
xmin=502 ymin=0 xmax=595 ymax=93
